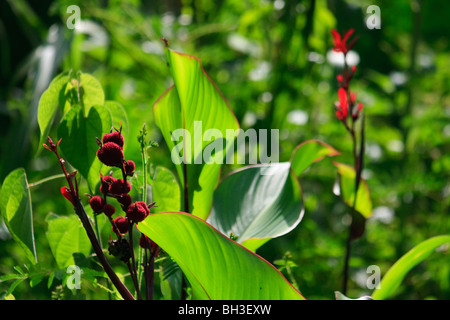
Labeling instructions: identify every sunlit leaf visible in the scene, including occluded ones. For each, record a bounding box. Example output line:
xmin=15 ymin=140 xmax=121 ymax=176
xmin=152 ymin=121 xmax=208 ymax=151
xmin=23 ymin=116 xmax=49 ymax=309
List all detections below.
xmin=372 ymin=235 xmax=450 ymax=300
xmin=138 ymin=212 xmax=305 ymax=300
xmin=37 ymin=71 xmax=70 ymax=152
xmin=290 ymin=140 xmax=339 ymax=176
xmin=150 ymin=166 xmax=181 ymax=213
xmin=333 ymin=161 xmax=372 ymax=218
xmin=58 ymin=104 xmax=112 ymax=193
xmin=153 ymin=48 xmax=239 ymax=219
xmin=208 ymin=163 xmax=303 ymax=251
xmin=45 ymin=213 xmax=91 ymax=269
xmin=0 ymin=168 xmax=37 ymax=264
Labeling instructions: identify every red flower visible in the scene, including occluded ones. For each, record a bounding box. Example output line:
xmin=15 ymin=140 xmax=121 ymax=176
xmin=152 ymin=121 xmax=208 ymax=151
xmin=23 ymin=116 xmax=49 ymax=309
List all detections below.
xmin=102 ymin=131 xmax=124 ymax=149
xmin=335 ymin=88 xmax=349 ymax=121
xmin=113 ymin=216 xmax=129 ymax=235
xmin=61 ymin=186 xmax=75 ymax=205
xmin=109 ymin=178 xmax=131 ymax=195
xmin=126 ymin=201 xmax=150 ymax=223
xmin=103 ymin=204 xmax=116 ymax=218
xmin=89 ymin=195 xmax=105 ymax=213
xmin=139 ymin=234 xmax=160 ymax=257
xmin=124 ymin=160 xmax=135 ymax=177
xmin=97 ymin=142 xmax=124 ymax=167
xmin=331 ymin=29 xmax=356 ymax=54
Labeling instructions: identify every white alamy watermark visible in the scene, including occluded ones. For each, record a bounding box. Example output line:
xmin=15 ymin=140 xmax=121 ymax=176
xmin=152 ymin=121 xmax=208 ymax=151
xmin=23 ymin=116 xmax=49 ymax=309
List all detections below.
xmin=170 ymin=121 xmax=279 ymax=172
xmin=366 ymin=5 xmax=381 ymax=29
xmin=366 ymin=265 xmax=381 ymax=290
xmin=66 ymin=5 xmax=81 ymax=30
xmin=66 ymin=265 xmax=83 ymax=290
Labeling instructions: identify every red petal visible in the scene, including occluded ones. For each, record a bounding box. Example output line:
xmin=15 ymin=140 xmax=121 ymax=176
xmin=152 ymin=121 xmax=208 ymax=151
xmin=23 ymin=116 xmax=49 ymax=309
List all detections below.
xmin=331 ymin=29 xmax=341 ymax=42
xmin=343 ymin=29 xmax=354 ymax=43
xmin=338 ymin=88 xmax=348 ymax=108
xmin=61 ymin=186 xmax=74 ymax=205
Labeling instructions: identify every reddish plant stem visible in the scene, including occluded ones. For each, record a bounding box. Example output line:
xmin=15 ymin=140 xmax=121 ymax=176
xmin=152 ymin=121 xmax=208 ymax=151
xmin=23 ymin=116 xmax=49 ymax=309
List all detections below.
xmin=74 ymin=199 xmax=135 ymax=300
xmin=340 ymin=55 xmax=363 ymax=295
xmin=180 ymin=162 xmax=189 ymax=300
xmin=128 ymin=221 xmax=142 ymax=300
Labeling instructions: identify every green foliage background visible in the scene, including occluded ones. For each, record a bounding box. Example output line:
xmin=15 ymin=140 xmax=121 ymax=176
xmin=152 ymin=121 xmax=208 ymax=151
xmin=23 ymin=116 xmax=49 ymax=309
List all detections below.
xmin=0 ymin=0 xmax=449 ymax=299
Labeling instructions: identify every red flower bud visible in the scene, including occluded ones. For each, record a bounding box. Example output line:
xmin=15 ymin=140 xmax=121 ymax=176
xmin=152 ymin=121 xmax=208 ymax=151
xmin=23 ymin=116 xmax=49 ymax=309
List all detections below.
xmin=113 ymin=216 xmax=129 ymax=235
xmin=109 ymin=178 xmax=131 ymax=195
xmin=126 ymin=201 xmax=149 ymax=223
xmin=124 ymin=160 xmax=135 ymax=177
xmin=139 ymin=234 xmax=160 ymax=256
xmin=89 ymin=195 xmax=105 ymax=213
xmin=102 ymin=131 xmax=124 ymax=149
xmin=116 ymin=193 xmax=132 ymax=210
xmin=103 ymin=204 xmax=116 ymax=218
xmin=97 ymin=142 xmax=124 ymax=167
xmin=100 ymin=175 xmax=117 ymax=194
xmin=61 ymin=186 xmax=75 ymax=205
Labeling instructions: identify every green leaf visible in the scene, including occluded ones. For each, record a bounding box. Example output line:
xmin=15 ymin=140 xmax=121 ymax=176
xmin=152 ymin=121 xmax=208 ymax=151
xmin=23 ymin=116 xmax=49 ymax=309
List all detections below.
xmin=45 ymin=213 xmax=91 ymax=269
xmin=63 ymin=72 xmax=105 ymax=117
xmin=333 ymin=161 xmax=372 ymax=218
xmin=58 ymin=104 xmax=112 ymax=193
xmin=150 ymin=166 xmax=181 ymax=213
xmin=37 ymin=71 xmax=71 ymax=151
xmin=138 ymin=212 xmax=304 ymax=300
xmin=104 ymin=100 xmax=129 ymax=148
xmin=290 ymin=140 xmax=339 ymax=176
xmin=208 ymin=163 xmax=303 ymax=251
xmin=153 ymin=48 xmax=239 ymax=219
xmin=371 ymin=235 xmax=450 ymax=300
xmin=0 ymin=168 xmax=37 ymax=264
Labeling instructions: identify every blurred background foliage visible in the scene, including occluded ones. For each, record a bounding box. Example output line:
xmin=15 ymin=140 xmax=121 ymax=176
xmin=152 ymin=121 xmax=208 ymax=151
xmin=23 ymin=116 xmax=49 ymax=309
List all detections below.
xmin=0 ymin=0 xmax=449 ymax=299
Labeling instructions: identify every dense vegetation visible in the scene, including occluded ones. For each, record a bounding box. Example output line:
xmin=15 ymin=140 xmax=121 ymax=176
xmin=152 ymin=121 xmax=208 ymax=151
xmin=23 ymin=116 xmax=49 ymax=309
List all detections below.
xmin=0 ymin=0 xmax=449 ymax=300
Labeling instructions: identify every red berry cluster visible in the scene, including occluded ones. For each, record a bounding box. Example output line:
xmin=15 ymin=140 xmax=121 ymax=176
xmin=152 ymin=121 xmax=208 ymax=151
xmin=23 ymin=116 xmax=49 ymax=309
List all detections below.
xmin=89 ymin=126 xmax=155 ymax=246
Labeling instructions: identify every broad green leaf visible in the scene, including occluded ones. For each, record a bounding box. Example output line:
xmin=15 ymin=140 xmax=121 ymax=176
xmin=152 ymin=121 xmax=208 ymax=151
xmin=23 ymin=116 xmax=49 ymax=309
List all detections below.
xmin=208 ymin=163 xmax=303 ymax=251
xmin=104 ymin=100 xmax=129 ymax=149
xmin=37 ymin=71 xmax=71 ymax=151
xmin=372 ymin=235 xmax=450 ymax=300
xmin=0 ymin=168 xmax=37 ymax=264
xmin=150 ymin=166 xmax=181 ymax=213
xmin=62 ymin=72 xmax=105 ymax=117
xmin=138 ymin=212 xmax=304 ymax=300
xmin=58 ymin=104 xmax=112 ymax=193
xmin=290 ymin=140 xmax=339 ymax=176
xmin=153 ymin=48 xmax=239 ymax=219
xmin=46 ymin=213 xmax=91 ymax=269
xmin=333 ymin=162 xmax=372 ymax=218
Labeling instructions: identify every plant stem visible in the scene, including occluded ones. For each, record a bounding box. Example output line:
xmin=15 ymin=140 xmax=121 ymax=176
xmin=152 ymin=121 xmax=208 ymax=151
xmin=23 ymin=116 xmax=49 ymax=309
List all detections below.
xmin=74 ymin=199 xmax=135 ymax=300
xmin=180 ymin=162 xmax=189 ymax=300
xmin=28 ymin=173 xmax=66 ymax=188
xmin=144 ymin=248 xmax=155 ymax=300
xmin=128 ymin=222 xmax=142 ymax=300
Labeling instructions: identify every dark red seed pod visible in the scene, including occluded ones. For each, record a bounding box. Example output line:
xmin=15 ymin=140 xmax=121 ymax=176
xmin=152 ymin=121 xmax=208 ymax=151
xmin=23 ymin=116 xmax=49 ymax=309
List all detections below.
xmin=124 ymin=160 xmax=135 ymax=177
xmin=139 ymin=234 xmax=152 ymax=249
xmin=126 ymin=202 xmax=148 ymax=223
xmin=97 ymin=142 xmax=124 ymax=167
xmin=139 ymin=234 xmax=160 ymax=257
xmin=89 ymin=195 xmax=105 ymax=213
xmin=113 ymin=216 xmax=129 ymax=235
xmin=109 ymin=178 xmax=131 ymax=195
xmin=116 ymin=193 xmax=132 ymax=210
xmin=103 ymin=204 xmax=116 ymax=218
xmin=100 ymin=175 xmax=117 ymax=194
xmin=102 ymin=131 xmax=124 ymax=149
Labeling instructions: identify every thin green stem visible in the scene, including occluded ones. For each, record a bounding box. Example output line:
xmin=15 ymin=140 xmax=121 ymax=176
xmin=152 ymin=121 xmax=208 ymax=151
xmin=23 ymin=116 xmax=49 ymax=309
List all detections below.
xmin=28 ymin=173 xmax=66 ymax=188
